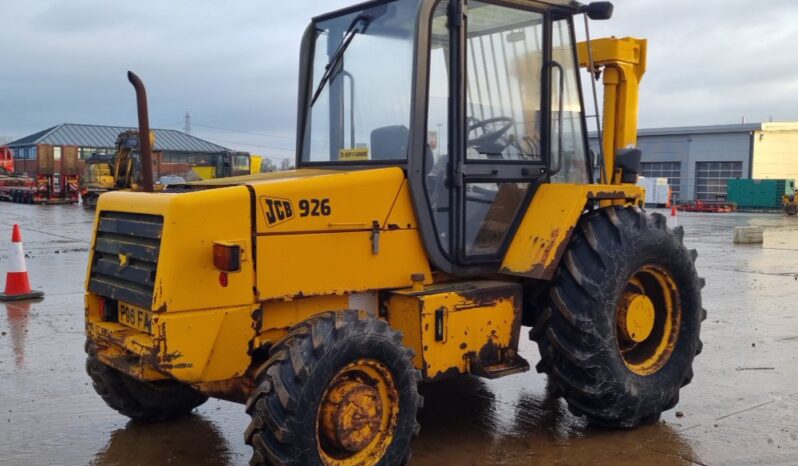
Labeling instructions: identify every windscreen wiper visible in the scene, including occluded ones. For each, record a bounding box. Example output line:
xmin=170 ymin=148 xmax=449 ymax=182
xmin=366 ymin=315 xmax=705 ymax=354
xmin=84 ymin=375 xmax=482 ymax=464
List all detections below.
xmin=310 ymin=14 xmax=372 ymax=106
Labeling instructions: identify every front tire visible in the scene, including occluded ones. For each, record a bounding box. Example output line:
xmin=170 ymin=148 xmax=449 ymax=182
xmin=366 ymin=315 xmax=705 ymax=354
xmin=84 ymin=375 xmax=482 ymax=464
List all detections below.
xmin=85 ymin=342 xmax=208 ymax=422
xmin=532 ymin=207 xmax=705 ymax=427
xmin=245 ymin=310 xmax=421 ymax=466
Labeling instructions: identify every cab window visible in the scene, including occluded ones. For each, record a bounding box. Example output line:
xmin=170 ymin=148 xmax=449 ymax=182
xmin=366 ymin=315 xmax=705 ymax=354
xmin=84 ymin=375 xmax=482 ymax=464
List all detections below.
xmin=550 ymin=17 xmax=590 ymax=184
xmin=302 ymin=1 xmax=421 ymax=163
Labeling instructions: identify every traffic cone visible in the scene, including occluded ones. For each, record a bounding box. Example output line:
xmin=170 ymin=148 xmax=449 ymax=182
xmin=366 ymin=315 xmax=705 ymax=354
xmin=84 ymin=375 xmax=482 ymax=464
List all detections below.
xmin=0 ymin=224 xmax=44 ymax=301
xmin=668 ymin=205 xmax=678 ymax=228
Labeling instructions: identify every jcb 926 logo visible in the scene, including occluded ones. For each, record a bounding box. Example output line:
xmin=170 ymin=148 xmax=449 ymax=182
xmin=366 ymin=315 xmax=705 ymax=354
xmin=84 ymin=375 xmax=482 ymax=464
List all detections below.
xmin=260 ymin=196 xmax=294 ymax=227
xmin=260 ymin=196 xmax=333 ymax=227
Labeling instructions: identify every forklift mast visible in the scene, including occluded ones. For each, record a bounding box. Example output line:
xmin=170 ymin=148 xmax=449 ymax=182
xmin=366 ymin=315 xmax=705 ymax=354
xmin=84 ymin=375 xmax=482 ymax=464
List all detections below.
xmin=577 ymin=37 xmax=647 ymax=184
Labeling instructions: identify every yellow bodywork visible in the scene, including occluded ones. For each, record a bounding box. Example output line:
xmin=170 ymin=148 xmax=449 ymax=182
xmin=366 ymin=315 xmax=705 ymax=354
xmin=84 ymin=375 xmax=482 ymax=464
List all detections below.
xmin=85 ymin=167 xmax=640 ymax=391
xmin=84 ymin=162 xmax=115 ymax=190
xmin=191 ymin=166 xmax=217 ymax=180
xmin=86 ymin=185 xmax=257 ymax=383
xmin=386 ymin=281 xmax=522 ymax=379
xmin=501 ymin=183 xmax=642 ymax=279
xmin=252 ymin=168 xmax=430 ymax=300
xmin=86 ymin=168 xmax=432 ymax=388
xmin=250 ymin=155 xmax=263 ymax=174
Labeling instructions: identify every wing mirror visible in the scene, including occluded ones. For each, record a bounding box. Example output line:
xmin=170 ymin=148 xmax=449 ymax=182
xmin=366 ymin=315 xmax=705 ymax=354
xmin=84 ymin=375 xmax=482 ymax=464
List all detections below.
xmin=584 ymin=2 xmax=614 ymax=20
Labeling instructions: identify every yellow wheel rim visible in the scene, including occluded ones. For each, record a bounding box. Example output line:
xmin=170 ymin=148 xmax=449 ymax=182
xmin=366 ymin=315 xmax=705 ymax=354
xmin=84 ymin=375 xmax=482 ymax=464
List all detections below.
xmin=616 ymin=265 xmax=681 ymax=376
xmin=316 ymin=359 xmax=399 ymax=466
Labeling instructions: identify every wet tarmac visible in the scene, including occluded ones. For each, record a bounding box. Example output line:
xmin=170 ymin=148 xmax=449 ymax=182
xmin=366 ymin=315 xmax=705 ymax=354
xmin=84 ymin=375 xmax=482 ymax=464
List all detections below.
xmin=1 ymin=202 xmax=797 ymax=465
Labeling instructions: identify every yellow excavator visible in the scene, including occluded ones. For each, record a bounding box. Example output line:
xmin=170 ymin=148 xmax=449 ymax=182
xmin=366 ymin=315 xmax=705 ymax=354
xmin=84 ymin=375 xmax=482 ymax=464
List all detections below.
xmin=84 ymin=1 xmax=704 ymax=465
xmin=81 ymin=130 xmax=155 ymax=208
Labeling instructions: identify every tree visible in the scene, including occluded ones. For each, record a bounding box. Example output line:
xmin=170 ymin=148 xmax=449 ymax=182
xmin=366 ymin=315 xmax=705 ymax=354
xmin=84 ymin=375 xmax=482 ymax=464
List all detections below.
xmin=260 ymin=158 xmax=277 ymax=173
xmin=279 ymin=159 xmax=294 ymax=171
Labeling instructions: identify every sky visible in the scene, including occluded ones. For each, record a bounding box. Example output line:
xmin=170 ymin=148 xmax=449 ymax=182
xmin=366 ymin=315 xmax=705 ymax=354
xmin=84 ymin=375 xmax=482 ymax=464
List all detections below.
xmin=1 ymin=0 xmax=797 ymax=163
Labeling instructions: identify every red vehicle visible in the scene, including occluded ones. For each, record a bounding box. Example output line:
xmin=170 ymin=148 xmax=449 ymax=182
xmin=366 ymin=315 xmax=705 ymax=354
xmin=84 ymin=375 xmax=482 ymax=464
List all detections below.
xmin=0 ymin=144 xmax=79 ymax=204
xmin=0 ymin=146 xmax=13 ymax=174
xmin=676 ymin=199 xmax=735 ymax=213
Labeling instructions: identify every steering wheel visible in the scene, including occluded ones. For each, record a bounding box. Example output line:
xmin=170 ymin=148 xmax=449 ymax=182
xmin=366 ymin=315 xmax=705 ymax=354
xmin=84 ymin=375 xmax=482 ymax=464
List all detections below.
xmin=467 ymin=116 xmax=514 ymax=155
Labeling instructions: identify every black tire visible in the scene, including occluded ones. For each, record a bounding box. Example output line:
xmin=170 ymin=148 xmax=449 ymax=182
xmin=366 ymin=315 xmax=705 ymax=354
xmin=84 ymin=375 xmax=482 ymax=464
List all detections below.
xmin=83 ymin=192 xmax=98 ymax=209
xmin=531 ymin=206 xmax=705 ymax=428
xmin=85 ymin=342 xmax=208 ymax=422
xmin=245 ymin=310 xmax=421 ymax=466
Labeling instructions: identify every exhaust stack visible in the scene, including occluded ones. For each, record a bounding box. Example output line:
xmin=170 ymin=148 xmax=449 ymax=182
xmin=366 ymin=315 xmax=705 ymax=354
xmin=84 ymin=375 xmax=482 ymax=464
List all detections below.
xmin=127 ymin=71 xmax=154 ymax=193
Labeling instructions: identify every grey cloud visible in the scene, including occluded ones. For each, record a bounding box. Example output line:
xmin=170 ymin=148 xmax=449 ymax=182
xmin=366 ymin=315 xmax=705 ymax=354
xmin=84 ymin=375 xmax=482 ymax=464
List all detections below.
xmin=584 ymin=0 xmax=798 ymax=127
xmin=1 ymin=0 xmax=797 ymax=157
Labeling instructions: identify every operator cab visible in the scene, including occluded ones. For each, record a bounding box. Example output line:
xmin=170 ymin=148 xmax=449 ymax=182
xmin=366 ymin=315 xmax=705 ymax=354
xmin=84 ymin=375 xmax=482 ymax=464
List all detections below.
xmin=297 ymin=0 xmax=605 ymax=274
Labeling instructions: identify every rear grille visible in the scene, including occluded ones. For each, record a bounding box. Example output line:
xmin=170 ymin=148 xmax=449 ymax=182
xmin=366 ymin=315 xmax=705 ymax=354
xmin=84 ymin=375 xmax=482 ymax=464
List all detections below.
xmin=88 ymin=211 xmax=163 ymax=309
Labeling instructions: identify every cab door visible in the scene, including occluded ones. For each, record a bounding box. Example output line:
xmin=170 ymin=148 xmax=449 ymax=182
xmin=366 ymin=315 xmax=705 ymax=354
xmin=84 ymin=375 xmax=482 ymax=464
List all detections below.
xmin=424 ymin=0 xmax=550 ymax=264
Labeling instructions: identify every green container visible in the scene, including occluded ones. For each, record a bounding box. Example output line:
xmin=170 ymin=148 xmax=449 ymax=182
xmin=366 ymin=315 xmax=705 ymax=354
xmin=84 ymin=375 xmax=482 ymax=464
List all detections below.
xmin=727 ymin=179 xmax=796 ymax=209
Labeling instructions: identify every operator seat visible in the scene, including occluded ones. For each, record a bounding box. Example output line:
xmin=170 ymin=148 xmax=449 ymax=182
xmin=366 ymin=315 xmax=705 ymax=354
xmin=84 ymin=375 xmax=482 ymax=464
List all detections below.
xmin=371 ymin=126 xmax=409 ymax=161
xmin=370 ymin=125 xmax=434 ymax=171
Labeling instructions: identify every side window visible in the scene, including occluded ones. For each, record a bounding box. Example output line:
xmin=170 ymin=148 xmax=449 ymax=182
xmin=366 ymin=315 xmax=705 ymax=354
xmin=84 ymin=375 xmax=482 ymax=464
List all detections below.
xmin=550 ymin=18 xmax=589 ymax=184
xmin=466 ymin=2 xmax=544 ymax=161
xmin=425 ymin=1 xmax=452 ymax=252
xmin=464 ymin=181 xmax=531 ymax=256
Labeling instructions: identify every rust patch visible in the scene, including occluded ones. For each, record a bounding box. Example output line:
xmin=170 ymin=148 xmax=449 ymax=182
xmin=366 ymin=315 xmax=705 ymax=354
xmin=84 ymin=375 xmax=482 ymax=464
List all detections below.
xmin=196 ymin=377 xmax=254 ymax=404
xmin=251 ymin=307 xmax=263 ymax=332
xmin=477 ymin=335 xmax=501 ymax=367
xmin=587 ymin=190 xmax=637 ymax=200
xmin=506 ymin=224 xmax=575 ymax=281
xmin=462 ymin=287 xmax=518 ymax=310
xmin=425 ymin=366 xmax=462 ymax=382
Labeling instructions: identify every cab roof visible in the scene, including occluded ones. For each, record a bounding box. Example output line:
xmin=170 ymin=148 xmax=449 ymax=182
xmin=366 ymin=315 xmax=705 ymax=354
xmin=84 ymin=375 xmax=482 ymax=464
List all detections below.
xmin=314 ymin=0 xmax=585 ymax=22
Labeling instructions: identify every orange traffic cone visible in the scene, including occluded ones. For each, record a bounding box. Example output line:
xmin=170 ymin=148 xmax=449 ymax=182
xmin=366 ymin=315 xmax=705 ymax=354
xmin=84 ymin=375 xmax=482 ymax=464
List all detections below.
xmin=668 ymin=205 xmax=678 ymax=228
xmin=0 ymin=224 xmax=44 ymax=301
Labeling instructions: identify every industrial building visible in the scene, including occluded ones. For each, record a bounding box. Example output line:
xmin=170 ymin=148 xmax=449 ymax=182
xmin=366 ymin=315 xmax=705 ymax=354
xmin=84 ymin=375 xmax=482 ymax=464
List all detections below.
xmin=5 ymin=123 xmax=230 ymax=168
xmin=591 ymin=122 xmax=798 ymax=202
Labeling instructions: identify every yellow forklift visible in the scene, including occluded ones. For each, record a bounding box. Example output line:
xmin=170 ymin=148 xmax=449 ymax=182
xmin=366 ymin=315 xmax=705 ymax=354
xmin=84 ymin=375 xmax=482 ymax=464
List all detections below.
xmin=84 ymin=1 xmax=704 ymax=464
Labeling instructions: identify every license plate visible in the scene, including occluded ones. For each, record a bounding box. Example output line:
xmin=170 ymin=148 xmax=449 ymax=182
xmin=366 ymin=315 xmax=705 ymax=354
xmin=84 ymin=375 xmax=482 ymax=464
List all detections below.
xmin=118 ymin=302 xmax=153 ymax=333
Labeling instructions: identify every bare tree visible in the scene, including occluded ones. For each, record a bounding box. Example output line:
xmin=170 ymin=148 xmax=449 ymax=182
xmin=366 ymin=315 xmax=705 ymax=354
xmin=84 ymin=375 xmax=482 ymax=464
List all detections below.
xmin=279 ymin=159 xmax=294 ymax=171
xmin=261 ymin=158 xmax=277 ymax=173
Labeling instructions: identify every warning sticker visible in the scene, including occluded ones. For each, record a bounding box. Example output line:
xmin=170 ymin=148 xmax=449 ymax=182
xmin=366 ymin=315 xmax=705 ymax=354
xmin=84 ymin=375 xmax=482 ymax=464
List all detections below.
xmin=339 ymin=148 xmax=369 ymax=161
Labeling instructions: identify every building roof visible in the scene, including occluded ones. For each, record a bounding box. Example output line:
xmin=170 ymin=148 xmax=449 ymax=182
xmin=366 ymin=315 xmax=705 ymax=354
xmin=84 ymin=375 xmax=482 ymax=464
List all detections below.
xmin=637 ymin=122 xmax=798 ymax=137
xmin=590 ymin=122 xmax=798 ymax=139
xmin=6 ymin=123 xmax=230 ymax=153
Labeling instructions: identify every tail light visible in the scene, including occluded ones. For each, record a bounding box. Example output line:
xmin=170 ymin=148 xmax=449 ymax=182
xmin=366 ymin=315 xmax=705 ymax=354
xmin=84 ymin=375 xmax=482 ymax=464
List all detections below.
xmin=213 ymin=242 xmax=242 ymax=273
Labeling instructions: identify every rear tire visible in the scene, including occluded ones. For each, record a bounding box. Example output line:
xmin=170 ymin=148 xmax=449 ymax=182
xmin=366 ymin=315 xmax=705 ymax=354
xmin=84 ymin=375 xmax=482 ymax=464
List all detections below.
xmin=85 ymin=342 xmax=208 ymax=422
xmin=245 ymin=310 xmax=421 ymax=466
xmin=531 ymin=207 xmax=705 ymax=427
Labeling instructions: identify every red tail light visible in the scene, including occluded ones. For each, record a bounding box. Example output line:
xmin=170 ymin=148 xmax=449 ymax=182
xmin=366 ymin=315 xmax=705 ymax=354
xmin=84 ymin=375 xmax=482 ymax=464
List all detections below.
xmin=213 ymin=242 xmax=242 ymax=272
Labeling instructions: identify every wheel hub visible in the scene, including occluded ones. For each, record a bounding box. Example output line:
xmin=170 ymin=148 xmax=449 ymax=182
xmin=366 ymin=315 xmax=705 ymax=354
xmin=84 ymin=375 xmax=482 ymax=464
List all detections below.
xmin=616 ymin=265 xmax=682 ymax=376
xmin=619 ymin=294 xmax=655 ymax=342
xmin=316 ymin=358 xmax=400 ymax=465
xmin=319 ymin=379 xmax=383 ymax=452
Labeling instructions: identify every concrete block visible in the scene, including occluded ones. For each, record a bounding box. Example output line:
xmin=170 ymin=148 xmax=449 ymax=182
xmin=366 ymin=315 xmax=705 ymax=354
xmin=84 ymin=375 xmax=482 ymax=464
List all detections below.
xmin=734 ymin=226 xmax=764 ymax=244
